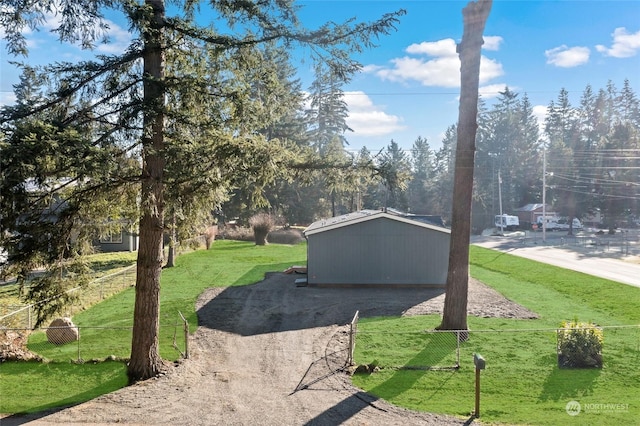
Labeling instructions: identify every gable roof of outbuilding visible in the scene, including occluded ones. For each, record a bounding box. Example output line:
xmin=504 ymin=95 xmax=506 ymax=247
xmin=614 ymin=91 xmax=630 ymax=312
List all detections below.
xmin=303 ymin=210 xmax=450 ymax=236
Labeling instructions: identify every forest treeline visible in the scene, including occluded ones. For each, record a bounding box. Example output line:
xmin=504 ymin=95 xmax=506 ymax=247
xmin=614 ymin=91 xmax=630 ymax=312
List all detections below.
xmin=227 ymin=79 xmax=640 ymax=233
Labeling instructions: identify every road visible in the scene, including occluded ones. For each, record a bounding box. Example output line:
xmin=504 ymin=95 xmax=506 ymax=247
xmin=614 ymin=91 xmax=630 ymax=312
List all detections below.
xmin=472 ymin=234 xmax=640 ymax=288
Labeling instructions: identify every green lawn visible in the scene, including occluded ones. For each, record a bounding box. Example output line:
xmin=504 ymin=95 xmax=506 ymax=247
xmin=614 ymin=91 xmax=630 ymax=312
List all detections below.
xmin=3 ymin=242 xmax=639 ymax=424
xmin=0 ymin=361 xmax=128 ymax=414
xmin=351 ymin=245 xmax=640 ymax=425
xmin=1 ymin=240 xmax=307 ymax=414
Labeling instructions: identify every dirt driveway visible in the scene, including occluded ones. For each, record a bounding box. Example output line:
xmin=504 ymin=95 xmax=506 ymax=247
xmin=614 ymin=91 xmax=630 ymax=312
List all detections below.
xmin=3 ymin=273 xmax=536 ymax=426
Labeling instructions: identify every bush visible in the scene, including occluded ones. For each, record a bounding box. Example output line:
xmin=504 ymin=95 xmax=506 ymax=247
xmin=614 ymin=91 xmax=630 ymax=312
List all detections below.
xmin=267 ymin=228 xmax=305 ymax=245
xmin=249 ymin=213 xmax=274 ymax=246
xmin=204 ymin=225 xmax=218 ymax=249
xmin=557 ymin=320 xmax=603 ymax=368
xmin=219 ymin=226 xmax=254 ymax=241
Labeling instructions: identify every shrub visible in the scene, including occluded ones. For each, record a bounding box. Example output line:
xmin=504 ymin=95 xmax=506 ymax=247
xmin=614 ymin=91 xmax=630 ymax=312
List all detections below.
xmin=204 ymin=225 xmax=218 ymax=249
xmin=267 ymin=228 xmax=305 ymax=245
xmin=219 ymin=226 xmax=254 ymax=241
xmin=557 ymin=320 xmax=603 ymax=368
xmin=249 ymin=213 xmax=274 ymax=246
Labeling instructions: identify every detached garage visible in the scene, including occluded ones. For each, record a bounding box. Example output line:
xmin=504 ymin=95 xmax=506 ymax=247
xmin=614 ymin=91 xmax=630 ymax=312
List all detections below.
xmin=304 ymin=210 xmax=450 ymax=287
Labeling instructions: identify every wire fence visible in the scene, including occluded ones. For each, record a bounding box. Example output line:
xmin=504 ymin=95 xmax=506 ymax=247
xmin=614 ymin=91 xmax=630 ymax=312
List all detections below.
xmin=351 ymin=322 xmax=640 ymax=373
xmin=518 ymin=230 xmax=640 ymax=256
xmin=0 ymin=236 xmax=210 ymax=330
xmin=0 ymin=265 xmax=136 ymax=329
xmin=3 ymin=314 xmax=189 ymax=363
xmin=349 ymin=320 xmax=640 ymax=423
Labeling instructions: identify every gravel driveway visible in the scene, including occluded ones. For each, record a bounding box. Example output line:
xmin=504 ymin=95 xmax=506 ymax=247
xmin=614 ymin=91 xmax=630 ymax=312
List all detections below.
xmin=2 ymin=273 xmax=536 ymax=426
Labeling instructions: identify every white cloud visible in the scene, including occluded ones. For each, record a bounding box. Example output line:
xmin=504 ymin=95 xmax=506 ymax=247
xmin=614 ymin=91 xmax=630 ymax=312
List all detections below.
xmin=27 ymin=12 xmax=131 ymax=55
xmin=406 ymin=38 xmax=457 ymax=57
xmin=370 ymin=37 xmax=504 ymax=88
xmin=479 ymin=57 xmax=504 ymax=84
xmin=478 ymin=84 xmax=519 ymax=99
xmin=377 ymin=55 xmax=460 ymax=87
xmin=0 ymin=91 xmax=17 ymax=107
xmin=344 ymin=91 xmax=405 ymax=137
xmin=596 ymin=27 xmax=640 ymax=58
xmin=545 ymin=45 xmax=590 ymax=68
xmin=483 ymin=36 xmax=503 ymax=51
xmin=97 ymin=19 xmax=132 ymax=54
xmin=361 ymin=64 xmax=384 ymax=74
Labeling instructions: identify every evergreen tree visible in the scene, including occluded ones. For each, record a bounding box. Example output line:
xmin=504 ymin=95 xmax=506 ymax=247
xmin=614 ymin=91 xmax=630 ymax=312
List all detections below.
xmin=376 ymin=140 xmax=411 ymax=211
xmin=544 ymin=88 xmax=579 ymax=231
xmin=305 ymin=61 xmax=352 ymax=154
xmin=408 ymin=136 xmax=435 ymax=214
xmin=0 ymin=0 xmax=405 ymax=381
xmin=432 ymin=125 xmax=457 ymax=221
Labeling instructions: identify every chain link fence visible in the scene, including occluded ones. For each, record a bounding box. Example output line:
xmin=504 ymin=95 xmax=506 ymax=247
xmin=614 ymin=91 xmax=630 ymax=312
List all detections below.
xmin=517 ymin=229 xmax=640 ymax=256
xmin=351 ymin=322 xmax=640 ymax=370
xmin=3 ymin=315 xmax=189 ymax=363
xmin=0 ymin=265 xmax=136 ymax=329
xmin=351 ymin=317 xmax=462 ymax=370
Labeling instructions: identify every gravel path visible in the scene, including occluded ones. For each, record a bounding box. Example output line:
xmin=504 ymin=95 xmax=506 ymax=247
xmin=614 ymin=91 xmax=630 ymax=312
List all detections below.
xmin=2 ymin=273 xmax=536 ymax=425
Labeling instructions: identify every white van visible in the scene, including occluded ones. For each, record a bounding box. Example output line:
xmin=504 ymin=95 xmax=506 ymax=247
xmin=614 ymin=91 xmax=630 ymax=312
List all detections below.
xmin=537 ymin=216 xmax=582 ymax=231
xmin=555 ymin=218 xmax=583 ymax=230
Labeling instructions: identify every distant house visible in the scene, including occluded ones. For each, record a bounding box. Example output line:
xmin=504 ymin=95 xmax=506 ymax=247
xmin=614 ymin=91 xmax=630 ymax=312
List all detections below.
xmin=16 ymin=179 xmax=139 ymax=254
xmin=303 ymin=210 xmax=450 ymax=287
xmin=385 ymin=207 xmax=446 ymax=227
xmin=95 ymin=228 xmax=138 ymax=253
xmin=514 ymin=204 xmax=556 ymax=227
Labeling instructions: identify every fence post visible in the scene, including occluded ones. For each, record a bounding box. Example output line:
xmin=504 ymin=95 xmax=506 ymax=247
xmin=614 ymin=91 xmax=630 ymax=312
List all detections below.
xmin=456 ymin=330 xmax=461 ymax=368
xmin=77 ymin=326 xmax=81 ymax=362
xmin=348 ymin=310 xmax=359 ymax=366
xmin=179 ymin=311 xmax=189 ymax=359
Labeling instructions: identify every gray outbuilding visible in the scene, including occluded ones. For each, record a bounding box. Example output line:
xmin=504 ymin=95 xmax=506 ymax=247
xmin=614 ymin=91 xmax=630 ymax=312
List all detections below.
xmin=304 ymin=210 xmax=450 ymax=287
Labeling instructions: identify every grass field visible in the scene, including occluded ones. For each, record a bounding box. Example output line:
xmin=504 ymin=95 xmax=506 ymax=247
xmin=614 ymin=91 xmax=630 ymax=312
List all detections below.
xmin=1 ymin=240 xmax=307 ymax=414
xmin=351 ymin=245 xmax=640 ymax=425
xmin=2 ymin=241 xmax=639 ymax=424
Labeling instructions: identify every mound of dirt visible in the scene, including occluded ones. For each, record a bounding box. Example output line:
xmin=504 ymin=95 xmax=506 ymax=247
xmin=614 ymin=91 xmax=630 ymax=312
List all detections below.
xmin=2 ymin=274 xmax=536 ymax=425
xmin=0 ymin=330 xmax=42 ymax=362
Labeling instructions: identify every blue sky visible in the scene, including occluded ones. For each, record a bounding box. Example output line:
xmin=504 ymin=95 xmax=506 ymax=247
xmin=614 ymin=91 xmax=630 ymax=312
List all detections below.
xmin=1 ymin=1 xmax=639 ymax=153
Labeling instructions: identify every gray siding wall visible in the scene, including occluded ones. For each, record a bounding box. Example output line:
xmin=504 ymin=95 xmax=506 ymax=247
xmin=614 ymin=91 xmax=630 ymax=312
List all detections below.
xmin=97 ymin=232 xmax=138 ymax=253
xmin=307 ymin=217 xmax=449 ymax=286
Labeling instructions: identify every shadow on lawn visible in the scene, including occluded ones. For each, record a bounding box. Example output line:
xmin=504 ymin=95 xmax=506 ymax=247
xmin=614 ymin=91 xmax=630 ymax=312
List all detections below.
xmin=538 ymin=356 xmax=601 ymax=402
xmin=197 ymin=270 xmax=445 ymax=336
xmin=365 ymin=335 xmax=458 ymax=402
xmin=0 ymin=363 xmax=127 ymax=426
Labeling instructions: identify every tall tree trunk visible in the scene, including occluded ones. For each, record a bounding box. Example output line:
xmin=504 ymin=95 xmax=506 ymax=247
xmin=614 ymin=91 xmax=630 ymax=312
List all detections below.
xmin=128 ymin=0 xmax=166 ymax=382
xmin=438 ymin=0 xmax=492 ymax=332
xmin=166 ymin=211 xmax=176 ymax=268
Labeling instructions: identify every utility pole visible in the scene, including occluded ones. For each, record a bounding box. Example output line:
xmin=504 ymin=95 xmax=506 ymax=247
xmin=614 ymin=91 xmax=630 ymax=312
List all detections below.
xmin=498 ymin=169 xmax=504 ymax=235
xmin=542 ymin=148 xmax=547 ymax=243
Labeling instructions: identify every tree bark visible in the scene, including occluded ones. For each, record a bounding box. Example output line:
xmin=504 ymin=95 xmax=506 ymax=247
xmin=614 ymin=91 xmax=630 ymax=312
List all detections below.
xmin=438 ymin=0 xmax=492 ymax=332
xmin=166 ymin=211 xmax=176 ymax=268
xmin=128 ymin=0 xmax=166 ymax=382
